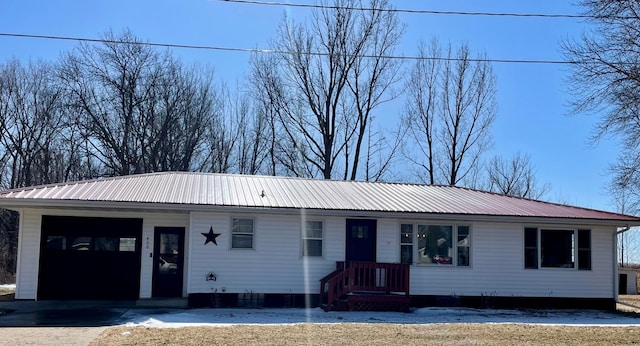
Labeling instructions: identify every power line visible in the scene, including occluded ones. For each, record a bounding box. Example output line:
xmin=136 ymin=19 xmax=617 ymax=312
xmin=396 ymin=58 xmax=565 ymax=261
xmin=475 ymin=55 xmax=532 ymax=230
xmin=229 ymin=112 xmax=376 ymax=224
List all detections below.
xmin=0 ymin=32 xmax=576 ymax=65
xmin=0 ymin=33 xmax=268 ymax=54
xmin=218 ymin=0 xmax=626 ymax=20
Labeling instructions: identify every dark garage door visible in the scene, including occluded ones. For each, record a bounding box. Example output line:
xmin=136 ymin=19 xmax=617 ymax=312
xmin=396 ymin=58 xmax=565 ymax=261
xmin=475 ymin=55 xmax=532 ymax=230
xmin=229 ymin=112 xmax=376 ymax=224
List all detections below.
xmin=38 ymin=216 xmax=143 ymax=300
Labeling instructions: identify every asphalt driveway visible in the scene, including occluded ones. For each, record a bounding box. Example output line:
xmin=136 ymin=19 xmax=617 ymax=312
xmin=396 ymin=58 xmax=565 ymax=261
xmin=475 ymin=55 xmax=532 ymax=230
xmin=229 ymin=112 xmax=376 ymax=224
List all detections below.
xmin=0 ymin=300 xmax=169 ymax=346
xmin=0 ymin=301 xmax=134 ymax=327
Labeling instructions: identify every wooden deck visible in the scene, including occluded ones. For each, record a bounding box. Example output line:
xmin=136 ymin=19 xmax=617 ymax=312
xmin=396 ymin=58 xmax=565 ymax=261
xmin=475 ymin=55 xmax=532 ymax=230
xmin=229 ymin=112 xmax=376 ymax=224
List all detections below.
xmin=319 ymin=262 xmax=410 ymax=312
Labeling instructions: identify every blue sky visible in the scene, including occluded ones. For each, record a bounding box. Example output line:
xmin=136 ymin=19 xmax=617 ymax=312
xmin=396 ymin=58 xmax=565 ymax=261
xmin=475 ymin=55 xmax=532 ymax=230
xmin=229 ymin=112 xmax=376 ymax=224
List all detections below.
xmin=0 ymin=1 xmax=622 ymax=212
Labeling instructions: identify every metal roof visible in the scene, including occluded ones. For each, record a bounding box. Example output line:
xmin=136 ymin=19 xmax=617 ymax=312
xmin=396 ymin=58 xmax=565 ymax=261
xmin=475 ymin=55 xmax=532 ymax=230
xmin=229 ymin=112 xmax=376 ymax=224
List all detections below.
xmin=0 ymin=171 xmax=637 ymax=223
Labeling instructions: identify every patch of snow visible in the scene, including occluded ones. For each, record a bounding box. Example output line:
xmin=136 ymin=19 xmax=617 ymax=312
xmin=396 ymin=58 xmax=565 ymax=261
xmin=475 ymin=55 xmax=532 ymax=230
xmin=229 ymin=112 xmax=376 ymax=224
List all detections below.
xmin=118 ymin=307 xmax=640 ymax=328
xmin=0 ymin=284 xmax=15 ymax=290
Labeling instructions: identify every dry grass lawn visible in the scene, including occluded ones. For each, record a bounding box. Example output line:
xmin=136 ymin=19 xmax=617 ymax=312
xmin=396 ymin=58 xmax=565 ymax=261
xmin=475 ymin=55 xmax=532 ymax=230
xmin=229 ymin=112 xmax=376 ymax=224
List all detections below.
xmin=92 ymin=296 xmax=640 ymax=346
xmin=620 ymin=294 xmax=640 ymax=307
xmin=91 ymin=323 xmax=640 ymax=346
xmin=91 ymin=296 xmax=640 ymax=345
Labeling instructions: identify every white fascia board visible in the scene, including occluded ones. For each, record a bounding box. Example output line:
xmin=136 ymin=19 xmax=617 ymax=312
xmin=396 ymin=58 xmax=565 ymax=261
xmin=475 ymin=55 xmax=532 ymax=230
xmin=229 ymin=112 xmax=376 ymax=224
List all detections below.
xmin=0 ymin=198 xmax=637 ymax=228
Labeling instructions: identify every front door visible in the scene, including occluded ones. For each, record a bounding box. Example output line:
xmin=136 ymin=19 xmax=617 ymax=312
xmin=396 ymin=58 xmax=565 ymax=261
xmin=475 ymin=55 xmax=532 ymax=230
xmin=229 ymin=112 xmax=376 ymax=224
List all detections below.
xmin=345 ymin=219 xmax=377 ymax=263
xmin=152 ymin=227 xmax=185 ymax=298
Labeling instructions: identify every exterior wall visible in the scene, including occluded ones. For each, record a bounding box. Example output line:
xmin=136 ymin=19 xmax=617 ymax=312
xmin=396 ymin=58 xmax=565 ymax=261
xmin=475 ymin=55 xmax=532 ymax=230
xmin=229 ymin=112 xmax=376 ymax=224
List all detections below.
xmin=15 ymin=209 xmax=41 ymax=299
xmin=15 ymin=208 xmax=189 ymax=300
xmin=376 ymin=218 xmax=398 ymax=263
xmin=139 ymin=212 xmax=190 ymax=298
xmin=188 ymin=212 xmax=345 ymax=295
xmin=406 ymin=222 xmax=616 ymax=299
xmin=188 ymin=213 xmax=617 ymax=300
xmin=15 ymin=206 xmax=619 ymax=303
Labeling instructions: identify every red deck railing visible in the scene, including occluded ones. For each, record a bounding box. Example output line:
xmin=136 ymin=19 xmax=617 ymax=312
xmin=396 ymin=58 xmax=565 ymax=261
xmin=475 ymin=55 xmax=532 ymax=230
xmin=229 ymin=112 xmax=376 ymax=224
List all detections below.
xmin=319 ymin=261 xmax=410 ymax=310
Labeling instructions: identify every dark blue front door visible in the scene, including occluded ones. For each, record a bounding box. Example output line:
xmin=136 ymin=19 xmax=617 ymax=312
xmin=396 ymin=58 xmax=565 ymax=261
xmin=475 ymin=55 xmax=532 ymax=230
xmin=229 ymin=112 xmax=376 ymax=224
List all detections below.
xmin=345 ymin=219 xmax=377 ymax=262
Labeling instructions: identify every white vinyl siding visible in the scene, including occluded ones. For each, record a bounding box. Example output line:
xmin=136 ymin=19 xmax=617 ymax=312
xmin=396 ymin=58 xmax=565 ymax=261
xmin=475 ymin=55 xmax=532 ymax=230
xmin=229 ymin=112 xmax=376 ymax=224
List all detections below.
xmin=189 ymin=212 xmax=342 ymax=295
xmin=14 ymin=206 xmax=618 ymax=301
xmin=139 ymin=213 xmax=190 ymax=298
xmin=376 ymin=218 xmax=397 ymax=263
xmin=15 ymin=209 xmax=40 ymax=299
xmin=409 ymin=223 xmax=615 ymax=298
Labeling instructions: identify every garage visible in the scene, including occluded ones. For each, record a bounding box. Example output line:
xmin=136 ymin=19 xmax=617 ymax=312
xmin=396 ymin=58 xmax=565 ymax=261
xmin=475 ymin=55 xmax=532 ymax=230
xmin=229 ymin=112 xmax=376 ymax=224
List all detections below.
xmin=38 ymin=215 xmax=143 ymax=300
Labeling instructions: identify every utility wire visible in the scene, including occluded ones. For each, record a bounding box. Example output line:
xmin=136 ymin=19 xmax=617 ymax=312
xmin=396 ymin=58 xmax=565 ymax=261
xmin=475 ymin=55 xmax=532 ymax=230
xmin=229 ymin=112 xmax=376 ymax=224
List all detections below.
xmin=0 ymin=32 xmax=577 ymax=65
xmin=218 ymin=0 xmax=628 ymax=20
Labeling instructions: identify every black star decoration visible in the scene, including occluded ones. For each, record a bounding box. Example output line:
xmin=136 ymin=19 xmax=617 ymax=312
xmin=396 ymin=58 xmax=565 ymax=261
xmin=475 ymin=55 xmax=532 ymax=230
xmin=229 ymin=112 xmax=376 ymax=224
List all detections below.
xmin=202 ymin=226 xmax=221 ymax=246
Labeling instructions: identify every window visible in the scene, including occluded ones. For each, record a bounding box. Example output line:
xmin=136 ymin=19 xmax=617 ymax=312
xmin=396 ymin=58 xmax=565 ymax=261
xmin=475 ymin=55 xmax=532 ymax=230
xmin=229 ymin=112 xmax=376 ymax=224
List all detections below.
xmin=46 ymin=236 xmax=66 ymax=250
xmin=303 ymin=221 xmax=323 ymax=257
xmin=524 ymin=228 xmax=538 ymax=269
xmin=95 ymin=237 xmax=118 ymax=251
xmin=524 ymin=228 xmax=591 ymax=270
xmin=119 ymin=237 xmax=137 ymax=252
xmin=70 ymin=236 xmax=91 ymax=251
xmin=401 ymin=223 xmax=470 ymax=266
xmin=418 ymin=225 xmax=452 ymax=264
xmin=541 ymin=230 xmax=574 ymax=268
xmin=44 ymin=235 xmax=137 ymax=252
xmin=457 ymin=226 xmax=470 ymax=267
xmin=231 ymin=218 xmax=254 ymax=249
xmin=400 ymin=224 xmax=413 ymax=264
xmin=578 ymin=229 xmax=591 ymax=270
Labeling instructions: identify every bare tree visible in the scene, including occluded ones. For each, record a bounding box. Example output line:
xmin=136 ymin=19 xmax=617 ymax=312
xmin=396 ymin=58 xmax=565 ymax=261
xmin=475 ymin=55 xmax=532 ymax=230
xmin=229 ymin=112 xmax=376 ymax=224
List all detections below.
xmin=60 ymin=29 xmax=217 ymax=176
xmin=141 ymin=61 xmax=215 ymax=172
xmin=249 ymin=52 xmax=314 ymax=177
xmin=235 ymin=98 xmax=270 ymax=175
xmin=251 ymin=0 xmax=403 ymax=180
xmin=404 ymin=40 xmax=497 ymax=186
xmin=486 ymin=153 xmax=551 ymax=199
xmin=0 ymin=59 xmax=79 ymax=283
xmin=362 ymin=123 xmax=403 ymax=182
xmin=193 ymin=81 xmax=273 ymax=175
xmin=562 ymin=1 xmax=640 ymax=212
xmin=404 ymin=39 xmax=441 ymax=184
xmin=611 ymin=184 xmax=640 ymax=265
xmin=0 ymin=59 xmax=73 ymax=188
xmin=59 ymin=29 xmax=157 ymax=176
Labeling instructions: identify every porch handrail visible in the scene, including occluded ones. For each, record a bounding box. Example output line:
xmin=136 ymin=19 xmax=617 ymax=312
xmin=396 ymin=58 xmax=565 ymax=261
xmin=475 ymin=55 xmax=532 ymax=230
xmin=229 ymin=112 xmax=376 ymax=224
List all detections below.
xmin=320 ymin=261 xmax=410 ymax=310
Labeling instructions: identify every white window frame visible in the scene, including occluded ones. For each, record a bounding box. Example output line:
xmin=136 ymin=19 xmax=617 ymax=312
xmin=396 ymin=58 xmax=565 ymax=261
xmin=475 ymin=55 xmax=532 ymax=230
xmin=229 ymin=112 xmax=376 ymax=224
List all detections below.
xmin=302 ymin=220 xmax=324 ymax=257
xmin=231 ymin=217 xmax=255 ymax=249
xmin=400 ymin=224 xmax=414 ymax=264
xmin=400 ymin=222 xmax=471 ymax=267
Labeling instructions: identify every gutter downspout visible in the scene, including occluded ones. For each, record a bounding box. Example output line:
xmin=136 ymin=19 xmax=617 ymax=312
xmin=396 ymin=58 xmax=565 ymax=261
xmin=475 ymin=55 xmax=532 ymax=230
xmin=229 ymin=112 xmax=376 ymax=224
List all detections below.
xmin=617 ymin=226 xmax=630 ymax=235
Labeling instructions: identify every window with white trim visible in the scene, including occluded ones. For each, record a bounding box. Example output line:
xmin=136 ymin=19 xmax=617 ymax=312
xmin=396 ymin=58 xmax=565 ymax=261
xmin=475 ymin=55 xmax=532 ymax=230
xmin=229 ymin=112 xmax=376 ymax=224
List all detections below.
xmin=457 ymin=226 xmax=470 ymax=266
xmin=400 ymin=224 xmax=413 ymax=264
xmin=302 ymin=221 xmax=323 ymax=257
xmin=231 ymin=218 xmax=254 ymax=249
xmin=400 ymin=223 xmax=470 ymax=266
xmin=524 ymin=228 xmax=591 ymax=270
